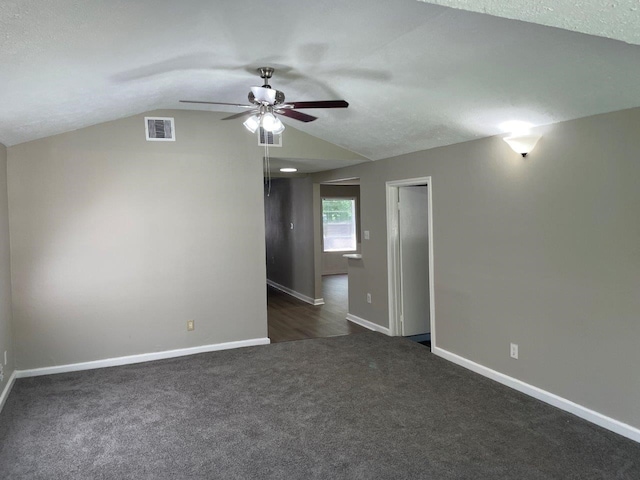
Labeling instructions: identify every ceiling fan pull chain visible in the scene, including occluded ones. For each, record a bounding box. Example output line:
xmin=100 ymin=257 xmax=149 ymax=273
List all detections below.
xmin=264 ymin=143 xmax=271 ymax=197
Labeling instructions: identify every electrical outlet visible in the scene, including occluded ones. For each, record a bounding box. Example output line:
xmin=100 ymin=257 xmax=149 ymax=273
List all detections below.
xmin=510 ymin=343 xmax=519 ymax=359
xmin=364 ymin=230 xmax=370 ymax=240
xmin=290 ymin=223 xmax=294 ymax=230
xmin=187 ymin=320 xmax=195 ymax=331
xmin=366 ymin=293 xmax=372 ymax=304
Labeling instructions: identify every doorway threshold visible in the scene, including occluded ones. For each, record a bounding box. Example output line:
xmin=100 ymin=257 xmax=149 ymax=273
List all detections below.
xmin=405 ymin=333 xmax=430 ymax=343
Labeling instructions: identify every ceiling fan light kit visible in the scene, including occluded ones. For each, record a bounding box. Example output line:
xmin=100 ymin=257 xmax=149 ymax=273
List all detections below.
xmin=261 ymin=112 xmax=285 ymax=134
xmin=242 ymin=108 xmax=285 ymax=134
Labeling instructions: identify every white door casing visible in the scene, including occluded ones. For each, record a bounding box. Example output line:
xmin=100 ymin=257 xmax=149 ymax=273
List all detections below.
xmin=386 ymin=177 xmax=435 ymax=345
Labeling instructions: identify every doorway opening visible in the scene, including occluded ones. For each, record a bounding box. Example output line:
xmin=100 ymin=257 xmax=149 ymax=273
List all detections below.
xmin=386 ymin=177 xmax=435 ymax=349
xmin=264 ymin=177 xmax=366 ymax=343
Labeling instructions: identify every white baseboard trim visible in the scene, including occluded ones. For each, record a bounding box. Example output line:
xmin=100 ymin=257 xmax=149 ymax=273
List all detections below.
xmin=346 ymin=313 xmax=391 ymax=336
xmin=432 ymin=346 xmax=640 ymax=444
xmin=0 ymin=370 xmax=17 ymax=414
xmin=16 ymin=337 xmax=271 ymax=379
xmin=267 ymin=279 xmax=324 ymax=306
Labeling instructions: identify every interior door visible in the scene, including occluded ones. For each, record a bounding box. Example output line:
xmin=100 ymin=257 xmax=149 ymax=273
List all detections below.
xmin=398 ymin=185 xmax=430 ymax=336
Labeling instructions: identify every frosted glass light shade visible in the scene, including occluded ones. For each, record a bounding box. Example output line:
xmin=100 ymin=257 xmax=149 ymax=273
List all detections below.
xmin=261 ymin=112 xmax=278 ymax=132
xmin=271 ymin=117 xmax=285 ymax=134
xmin=243 ymin=115 xmax=260 ymax=133
xmin=503 ymin=134 xmax=541 ymax=157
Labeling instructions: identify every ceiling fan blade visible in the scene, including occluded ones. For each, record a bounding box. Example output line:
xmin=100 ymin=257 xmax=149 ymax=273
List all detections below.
xmin=284 ymin=100 xmax=349 ymax=109
xmin=179 ymin=100 xmax=254 ymax=108
xmin=278 ymin=109 xmax=318 ymax=123
xmin=221 ymin=110 xmax=258 ymax=121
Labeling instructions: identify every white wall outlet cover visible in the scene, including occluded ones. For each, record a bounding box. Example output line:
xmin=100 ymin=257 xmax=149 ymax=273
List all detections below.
xmin=366 ymin=293 xmax=372 ymax=303
xmin=510 ymin=343 xmax=519 ymax=359
xmin=364 ymin=230 xmax=370 ymax=240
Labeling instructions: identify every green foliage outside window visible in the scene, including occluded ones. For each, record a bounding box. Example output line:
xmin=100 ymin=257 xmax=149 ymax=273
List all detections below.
xmin=322 ymin=199 xmax=354 ymax=223
xmin=322 ymin=198 xmax=356 ymax=252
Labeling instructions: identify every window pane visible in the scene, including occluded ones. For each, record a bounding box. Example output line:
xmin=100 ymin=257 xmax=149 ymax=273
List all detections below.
xmin=322 ymin=198 xmax=356 ymax=252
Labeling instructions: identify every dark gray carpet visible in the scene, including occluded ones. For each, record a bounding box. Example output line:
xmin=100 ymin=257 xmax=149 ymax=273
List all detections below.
xmin=1 ymin=333 xmax=639 ymax=479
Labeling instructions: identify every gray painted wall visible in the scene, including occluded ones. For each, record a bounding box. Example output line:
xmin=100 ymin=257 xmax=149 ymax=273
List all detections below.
xmin=0 ymin=143 xmax=15 ymax=393
xmin=7 ymin=110 xmax=269 ymax=370
xmin=314 ymin=107 xmax=640 ymax=429
xmin=265 ymin=177 xmax=316 ymax=300
xmin=320 ymin=184 xmax=361 ymax=275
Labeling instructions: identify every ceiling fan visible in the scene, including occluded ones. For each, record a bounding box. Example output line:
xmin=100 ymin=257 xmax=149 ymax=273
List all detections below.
xmin=180 ymin=67 xmax=349 ymax=135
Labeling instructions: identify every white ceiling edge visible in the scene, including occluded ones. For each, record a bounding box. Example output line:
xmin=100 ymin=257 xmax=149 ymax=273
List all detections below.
xmin=418 ymin=0 xmax=640 ymax=45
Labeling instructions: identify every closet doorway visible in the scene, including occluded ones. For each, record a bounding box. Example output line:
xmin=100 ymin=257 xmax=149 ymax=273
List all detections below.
xmin=386 ymin=177 xmax=435 ymax=346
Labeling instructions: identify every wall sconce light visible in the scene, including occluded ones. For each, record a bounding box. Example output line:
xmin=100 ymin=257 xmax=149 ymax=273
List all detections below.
xmin=503 ymin=134 xmax=541 ymax=157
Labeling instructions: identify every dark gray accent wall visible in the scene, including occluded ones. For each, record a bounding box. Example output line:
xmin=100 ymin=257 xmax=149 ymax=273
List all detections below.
xmin=313 ymin=107 xmax=640 ymax=430
xmin=265 ymin=177 xmax=316 ymax=300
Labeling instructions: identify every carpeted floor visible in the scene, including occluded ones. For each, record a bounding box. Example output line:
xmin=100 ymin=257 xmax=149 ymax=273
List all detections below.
xmin=1 ymin=332 xmax=639 ymax=479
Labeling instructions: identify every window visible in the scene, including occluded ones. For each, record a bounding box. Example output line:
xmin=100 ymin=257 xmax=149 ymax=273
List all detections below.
xmin=322 ymin=198 xmax=357 ymax=252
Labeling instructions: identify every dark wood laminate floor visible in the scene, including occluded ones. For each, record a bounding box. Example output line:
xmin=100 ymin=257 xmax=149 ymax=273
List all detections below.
xmin=267 ymin=274 xmax=369 ymax=343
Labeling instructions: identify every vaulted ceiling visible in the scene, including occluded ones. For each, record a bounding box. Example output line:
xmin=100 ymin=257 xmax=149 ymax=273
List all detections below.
xmin=2 ymin=0 xmax=640 ymax=163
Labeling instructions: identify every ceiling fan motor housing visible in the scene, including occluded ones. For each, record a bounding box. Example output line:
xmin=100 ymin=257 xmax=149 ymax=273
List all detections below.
xmin=248 ymin=88 xmax=285 ymax=105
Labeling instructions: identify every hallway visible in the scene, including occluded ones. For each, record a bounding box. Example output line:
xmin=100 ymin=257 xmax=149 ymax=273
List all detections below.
xmin=267 ymin=275 xmax=368 ymax=343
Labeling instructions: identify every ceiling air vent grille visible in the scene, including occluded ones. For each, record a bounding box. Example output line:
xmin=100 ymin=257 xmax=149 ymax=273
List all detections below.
xmin=258 ymin=127 xmax=282 ymax=147
xmin=145 ymin=117 xmax=176 ymax=141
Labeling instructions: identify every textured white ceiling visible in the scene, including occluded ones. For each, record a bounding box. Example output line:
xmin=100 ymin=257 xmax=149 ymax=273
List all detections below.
xmin=420 ymin=1 xmax=640 ymax=45
xmin=2 ymin=0 xmax=640 ymax=162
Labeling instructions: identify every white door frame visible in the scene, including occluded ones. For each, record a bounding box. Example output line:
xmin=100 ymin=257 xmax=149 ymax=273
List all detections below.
xmin=386 ymin=177 xmax=435 ymax=346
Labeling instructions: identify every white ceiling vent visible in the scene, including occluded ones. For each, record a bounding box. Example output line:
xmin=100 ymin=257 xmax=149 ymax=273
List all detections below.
xmin=145 ymin=117 xmax=175 ymax=141
xmin=258 ymin=127 xmax=282 ymax=147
